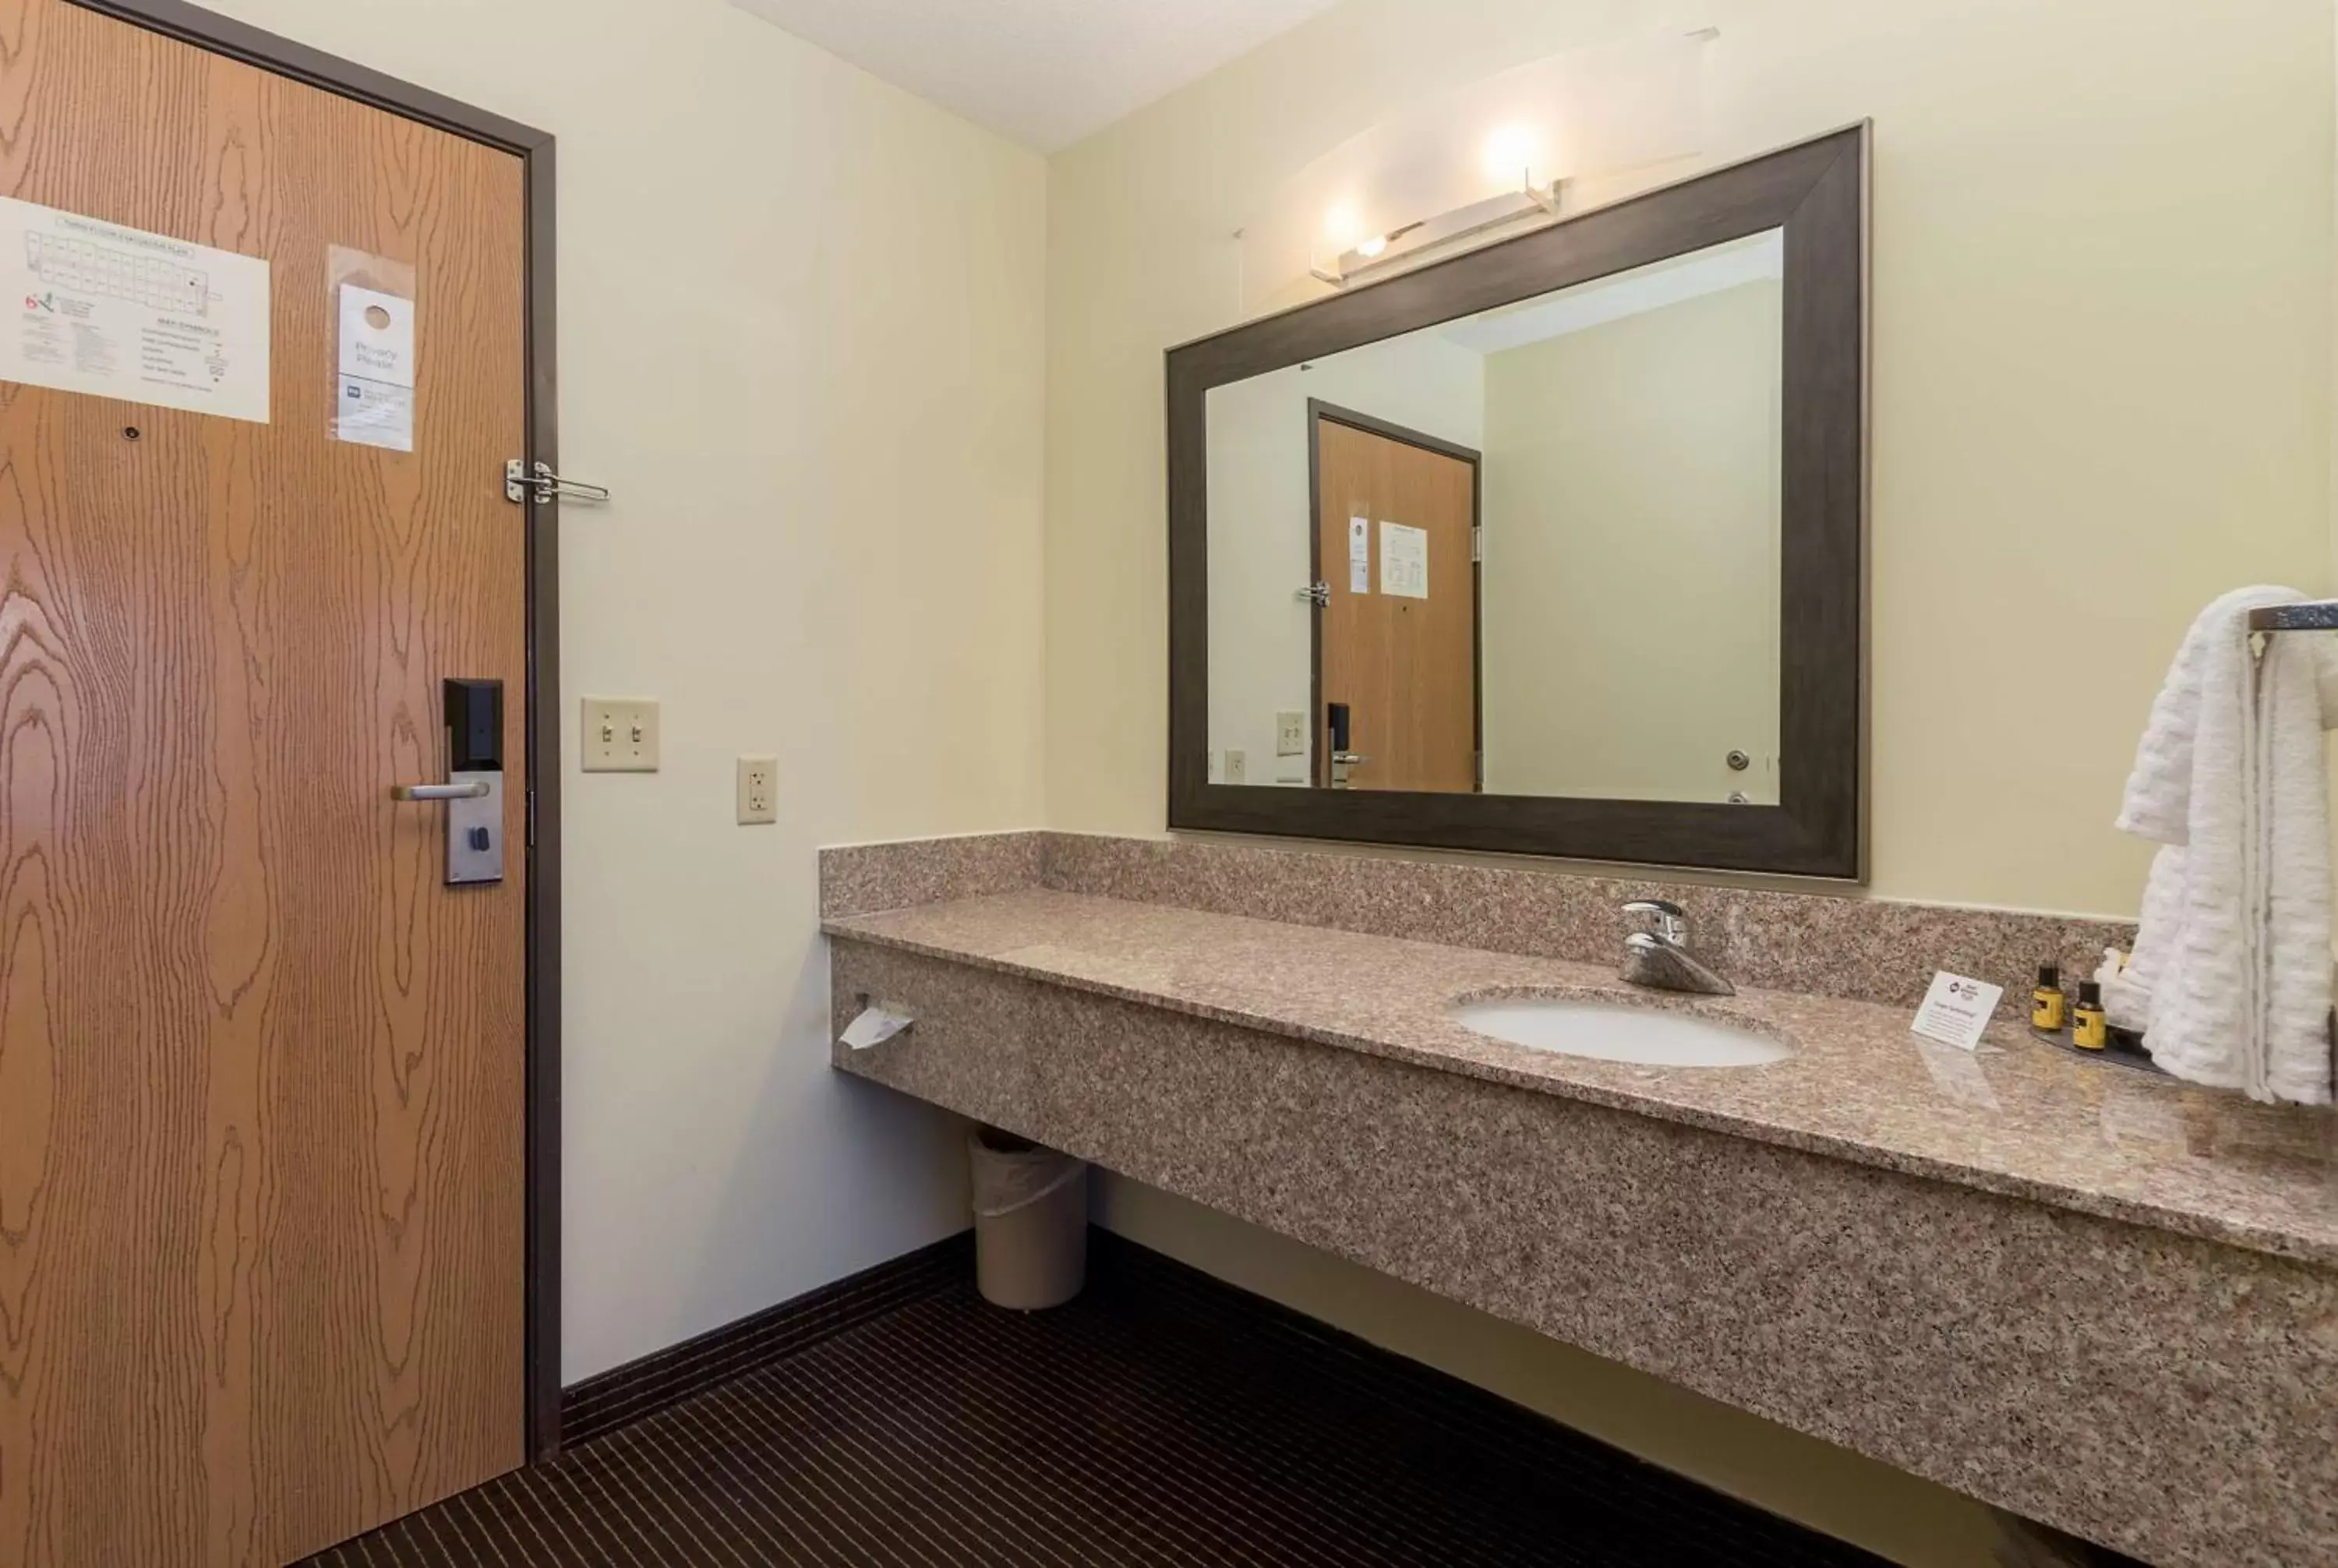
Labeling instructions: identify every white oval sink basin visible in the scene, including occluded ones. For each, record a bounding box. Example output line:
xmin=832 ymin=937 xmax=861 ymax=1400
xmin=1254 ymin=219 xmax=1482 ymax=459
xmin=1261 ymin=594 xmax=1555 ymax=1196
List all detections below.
xmin=1452 ymin=996 xmax=1792 ymax=1068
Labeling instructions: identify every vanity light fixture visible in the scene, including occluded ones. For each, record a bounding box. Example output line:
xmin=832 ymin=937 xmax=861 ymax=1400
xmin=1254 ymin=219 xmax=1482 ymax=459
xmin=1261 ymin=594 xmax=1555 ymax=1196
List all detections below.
xmin=1310 ymin=175 xmax=1563 ymax=289
xmin=1250 ymin=30 xmax=1715 ymax=311
xmin=1482 ymin=123 xmax=1540 ymax=184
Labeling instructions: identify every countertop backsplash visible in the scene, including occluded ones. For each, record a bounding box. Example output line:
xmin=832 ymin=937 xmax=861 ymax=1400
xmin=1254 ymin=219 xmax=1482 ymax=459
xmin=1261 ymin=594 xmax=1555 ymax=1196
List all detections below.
xmin=821 ymin=832 xmax=2133 ymax=1012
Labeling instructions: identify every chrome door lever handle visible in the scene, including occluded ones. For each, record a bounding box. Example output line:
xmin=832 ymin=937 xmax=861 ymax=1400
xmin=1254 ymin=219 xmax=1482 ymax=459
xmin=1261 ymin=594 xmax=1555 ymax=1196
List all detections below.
xmin=391 ymin=780 xmax=492 ymax=801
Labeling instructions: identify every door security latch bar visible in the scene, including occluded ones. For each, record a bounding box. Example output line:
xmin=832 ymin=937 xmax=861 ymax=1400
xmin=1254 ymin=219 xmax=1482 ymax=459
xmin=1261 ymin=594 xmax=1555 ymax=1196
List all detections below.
xmin=505 ymin=458 xmax=611 ymax=506
xmin=1294 ymin=581 xmax=1330 ymax=607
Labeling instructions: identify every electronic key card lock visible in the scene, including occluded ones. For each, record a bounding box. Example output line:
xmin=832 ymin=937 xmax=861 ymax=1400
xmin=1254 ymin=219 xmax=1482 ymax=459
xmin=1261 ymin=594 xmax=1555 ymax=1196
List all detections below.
xmin=390 ymin=678 xmax=505 ymax=886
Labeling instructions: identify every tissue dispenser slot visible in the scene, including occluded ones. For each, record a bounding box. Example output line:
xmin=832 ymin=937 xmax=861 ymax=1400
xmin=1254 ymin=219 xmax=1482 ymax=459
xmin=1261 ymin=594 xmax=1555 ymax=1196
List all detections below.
xmin=841 ymin=1001 xmax=914 ymax=1051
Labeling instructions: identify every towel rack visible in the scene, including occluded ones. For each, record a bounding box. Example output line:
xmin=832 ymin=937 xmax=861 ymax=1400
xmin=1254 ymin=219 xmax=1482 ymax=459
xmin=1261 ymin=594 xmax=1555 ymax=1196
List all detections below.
xmin=2248 ymin=601 xmax=2338 ymax=632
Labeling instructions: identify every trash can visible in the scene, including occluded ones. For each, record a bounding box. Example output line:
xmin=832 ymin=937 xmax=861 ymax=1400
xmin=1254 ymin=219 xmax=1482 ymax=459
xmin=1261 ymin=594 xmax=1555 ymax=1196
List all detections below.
xmin=969 ymin=1126 xmax=1087 ymax=1310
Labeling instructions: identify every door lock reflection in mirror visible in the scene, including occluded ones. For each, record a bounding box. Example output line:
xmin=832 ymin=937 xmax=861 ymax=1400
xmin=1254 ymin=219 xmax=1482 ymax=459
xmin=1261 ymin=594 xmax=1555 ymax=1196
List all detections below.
xmin=1326 ymin=702 xmax=1369 ymax=789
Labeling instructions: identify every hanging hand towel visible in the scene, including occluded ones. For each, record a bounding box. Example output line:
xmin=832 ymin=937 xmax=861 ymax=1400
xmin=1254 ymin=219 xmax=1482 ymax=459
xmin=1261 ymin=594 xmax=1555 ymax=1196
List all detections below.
xmin=2103 ymin=843 xmax=2182 ymax=1033
xmin=2117 ymin=587 xmax=2335 ymax=1104
xmin=2255 ymin=626 xmax=2334 ymax=1104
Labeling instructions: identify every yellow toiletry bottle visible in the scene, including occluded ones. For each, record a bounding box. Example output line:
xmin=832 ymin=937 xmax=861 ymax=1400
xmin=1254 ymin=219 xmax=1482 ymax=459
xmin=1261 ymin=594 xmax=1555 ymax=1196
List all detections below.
xmin=2072 ymin=980 xmax=2107 ymax=1050
xmin=2031 ymin=964 xmax=2065 ymax=1032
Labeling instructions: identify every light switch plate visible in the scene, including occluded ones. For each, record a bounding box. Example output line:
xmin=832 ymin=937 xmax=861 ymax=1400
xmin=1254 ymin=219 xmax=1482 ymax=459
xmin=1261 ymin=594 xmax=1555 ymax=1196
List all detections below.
xmin=582 ymin=697 xmax=659 ymax=772
xmin=1224 ymin=747 xmax=1247 ymax=784
xmin=736 ymin=756 xmax=777 ymax=824
xmin=1274 ymin=711 xmax=1305 ymax=756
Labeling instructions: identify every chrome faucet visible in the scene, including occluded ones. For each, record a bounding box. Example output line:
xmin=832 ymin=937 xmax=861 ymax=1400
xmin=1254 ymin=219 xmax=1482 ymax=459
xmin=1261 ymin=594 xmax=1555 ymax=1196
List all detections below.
xmin=1619 ymin=899 xmax=1735 ymax=997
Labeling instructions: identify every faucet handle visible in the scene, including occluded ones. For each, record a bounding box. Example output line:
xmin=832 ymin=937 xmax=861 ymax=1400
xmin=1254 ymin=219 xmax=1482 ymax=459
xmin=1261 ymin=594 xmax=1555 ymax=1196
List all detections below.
xmin=1622 ymin=899 xmax=1691 ymax=947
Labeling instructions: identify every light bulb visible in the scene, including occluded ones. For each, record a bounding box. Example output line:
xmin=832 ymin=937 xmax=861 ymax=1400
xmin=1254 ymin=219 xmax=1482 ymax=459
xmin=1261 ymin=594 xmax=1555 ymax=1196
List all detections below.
xmin=1482 ymin=124 xmax=1538 ymax=185
xmin=1355 ymin=235 xmax=1388 ymax=259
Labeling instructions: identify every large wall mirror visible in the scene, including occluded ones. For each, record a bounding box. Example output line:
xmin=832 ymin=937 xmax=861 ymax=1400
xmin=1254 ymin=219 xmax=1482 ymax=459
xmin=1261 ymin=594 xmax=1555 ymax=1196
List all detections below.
xmin=1167 ymin=125 xmax=1867 ymax=878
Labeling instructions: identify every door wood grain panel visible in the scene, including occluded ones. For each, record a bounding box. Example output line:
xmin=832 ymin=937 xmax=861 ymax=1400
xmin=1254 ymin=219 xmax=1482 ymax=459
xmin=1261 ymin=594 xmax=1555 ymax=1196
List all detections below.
xmin=0 ymin=2 xmax=528 ymax=1563
xmin=1315 ymin=418 xmax=1478 ymax=793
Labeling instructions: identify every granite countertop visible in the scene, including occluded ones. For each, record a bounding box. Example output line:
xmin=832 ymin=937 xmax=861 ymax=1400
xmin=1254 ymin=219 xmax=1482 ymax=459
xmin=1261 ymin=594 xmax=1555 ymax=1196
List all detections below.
xmin=825 ymin=888 xmax=2338 ymax=1266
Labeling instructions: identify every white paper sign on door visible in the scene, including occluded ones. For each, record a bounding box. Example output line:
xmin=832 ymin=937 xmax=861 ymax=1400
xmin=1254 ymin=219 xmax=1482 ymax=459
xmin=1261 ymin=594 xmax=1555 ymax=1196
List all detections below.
xmin=1380 ymin=521 xmax=1429 ymax=599
xmin=336 ymin=284 xmax=415 ymax=450
xmin=1347 ymin=516 xmax=1370 ymax=593
xmin=0 ymin=196 xmax=269 ymax=422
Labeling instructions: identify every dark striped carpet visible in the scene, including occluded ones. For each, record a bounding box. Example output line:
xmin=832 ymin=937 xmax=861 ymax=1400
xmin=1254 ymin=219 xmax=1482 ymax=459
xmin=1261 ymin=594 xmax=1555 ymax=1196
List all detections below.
xmin=305 ymin=1236 xmax=1886 ymax=1566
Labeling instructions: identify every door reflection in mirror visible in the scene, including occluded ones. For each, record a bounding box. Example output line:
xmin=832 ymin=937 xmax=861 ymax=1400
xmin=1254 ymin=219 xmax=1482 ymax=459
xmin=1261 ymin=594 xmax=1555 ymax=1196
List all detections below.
xmin=1206 ymin=228 xmax=1784 ymax=805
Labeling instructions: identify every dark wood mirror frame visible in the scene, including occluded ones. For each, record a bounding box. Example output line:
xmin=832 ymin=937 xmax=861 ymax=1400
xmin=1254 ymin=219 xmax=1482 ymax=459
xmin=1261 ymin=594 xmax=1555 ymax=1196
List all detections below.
xmin=1167 ymin=123 xmax=1868 ymax=879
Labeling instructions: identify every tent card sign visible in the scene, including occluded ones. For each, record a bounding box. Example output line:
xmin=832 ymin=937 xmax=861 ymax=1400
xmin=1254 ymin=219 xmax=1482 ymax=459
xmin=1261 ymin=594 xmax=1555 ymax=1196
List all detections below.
xmin=336 ymin=284 xmax=415 ymax=450
xmin=0 ymin=195 xmax=270 ymax=421
xmin=1911 ymin=971 xmax=2004 ymax=1051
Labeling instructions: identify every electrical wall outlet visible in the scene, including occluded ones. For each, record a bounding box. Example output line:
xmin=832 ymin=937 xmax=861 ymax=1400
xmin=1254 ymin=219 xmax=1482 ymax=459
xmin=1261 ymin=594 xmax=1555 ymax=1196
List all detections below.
xmin=582 ymin=697 xmax=659 ymax=772
xmin=736 ymin=756 xmax=777 ymax=824
xmin=1224 ymin=747 xmax=1247 ymax=784
xmin=1275 ymin=710 xmax=1306 ymax=756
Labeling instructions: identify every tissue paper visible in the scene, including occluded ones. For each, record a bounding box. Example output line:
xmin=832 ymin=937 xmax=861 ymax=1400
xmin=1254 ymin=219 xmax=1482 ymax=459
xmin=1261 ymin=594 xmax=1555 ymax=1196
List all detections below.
xmin=840 ymin=1005 xmax=913 ymax=1051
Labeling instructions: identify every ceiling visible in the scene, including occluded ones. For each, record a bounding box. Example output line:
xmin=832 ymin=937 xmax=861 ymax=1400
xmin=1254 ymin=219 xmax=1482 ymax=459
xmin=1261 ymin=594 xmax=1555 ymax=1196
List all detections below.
xmin=727 ymin=0 xmax=1344 ymax=152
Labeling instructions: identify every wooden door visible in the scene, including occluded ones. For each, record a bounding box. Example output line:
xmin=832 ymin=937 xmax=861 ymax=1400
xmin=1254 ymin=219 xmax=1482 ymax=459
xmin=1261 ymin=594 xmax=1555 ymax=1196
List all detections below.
xmin=0 ymin=2 xmax=530 ymax=1563
xmin=1314 ymin=412 xmax=1478 ymax=792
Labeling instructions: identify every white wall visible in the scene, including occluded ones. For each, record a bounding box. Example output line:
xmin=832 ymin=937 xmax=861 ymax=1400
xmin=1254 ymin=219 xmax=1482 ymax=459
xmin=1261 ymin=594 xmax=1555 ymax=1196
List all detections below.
xmin=1206 ymin=330 xmax=1483 ymax=779
xmin=191 ymin=0 xmax=1048 ymax=1381
xmin=1479 ymin=279 xmax=1782 ymax=801
xmin=1047 ymin=0 xmax=2334 ymax=920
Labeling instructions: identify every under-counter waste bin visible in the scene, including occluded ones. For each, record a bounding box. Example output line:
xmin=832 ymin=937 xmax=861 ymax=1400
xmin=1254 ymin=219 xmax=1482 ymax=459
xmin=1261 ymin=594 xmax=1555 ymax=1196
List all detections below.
xmin=969 ymin=1126 xmax=1087 ymax=1310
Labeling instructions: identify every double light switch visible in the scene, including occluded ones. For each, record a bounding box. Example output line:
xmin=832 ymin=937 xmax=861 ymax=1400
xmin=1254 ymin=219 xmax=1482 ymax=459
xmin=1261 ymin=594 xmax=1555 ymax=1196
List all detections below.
xmin=582 ymin=697 xmax=659 ymax=772
xmin=581 ymin=696 xmax=775 ymax=828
